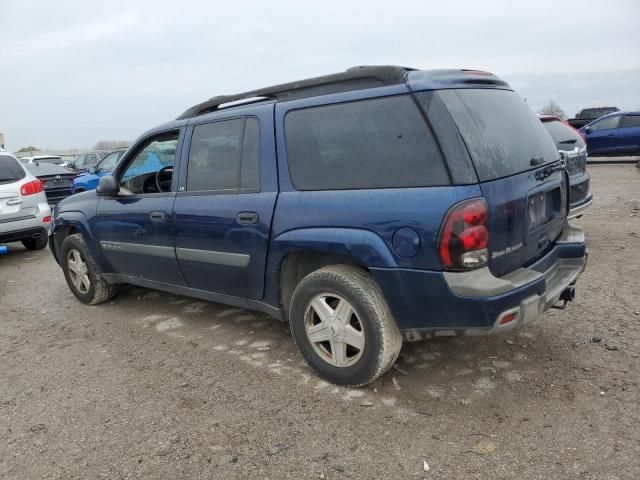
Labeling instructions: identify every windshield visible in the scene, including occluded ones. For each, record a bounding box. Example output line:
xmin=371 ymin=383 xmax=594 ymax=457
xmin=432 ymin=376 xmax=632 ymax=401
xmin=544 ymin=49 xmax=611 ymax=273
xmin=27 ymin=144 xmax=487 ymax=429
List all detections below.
xmin=0 ymin=155 xmax=27 ymax=184
xmin=434 ymin=88 xmax=559 ymax=181
xmin=542 ymin=120 xmax=585 ymax=149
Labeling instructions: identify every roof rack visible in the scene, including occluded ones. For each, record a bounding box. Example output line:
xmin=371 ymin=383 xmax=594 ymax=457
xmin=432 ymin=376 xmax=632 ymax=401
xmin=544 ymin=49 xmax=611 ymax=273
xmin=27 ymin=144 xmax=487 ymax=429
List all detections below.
xmin=177 ymin=65 xmax=414 ymax=119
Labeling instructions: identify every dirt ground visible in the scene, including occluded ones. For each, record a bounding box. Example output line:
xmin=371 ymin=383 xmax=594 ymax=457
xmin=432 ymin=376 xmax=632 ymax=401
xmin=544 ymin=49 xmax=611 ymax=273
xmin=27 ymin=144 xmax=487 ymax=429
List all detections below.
xmin=1 ymin=164 xmax=639 ymax=479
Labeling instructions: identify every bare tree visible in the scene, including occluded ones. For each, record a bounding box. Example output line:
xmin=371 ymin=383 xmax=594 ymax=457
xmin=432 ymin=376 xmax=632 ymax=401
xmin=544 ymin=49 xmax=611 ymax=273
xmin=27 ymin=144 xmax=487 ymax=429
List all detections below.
xmin=538 ymin=100 xmax=566 ymax=119
xmin=93 ymin=140 xmax=130 ymax=150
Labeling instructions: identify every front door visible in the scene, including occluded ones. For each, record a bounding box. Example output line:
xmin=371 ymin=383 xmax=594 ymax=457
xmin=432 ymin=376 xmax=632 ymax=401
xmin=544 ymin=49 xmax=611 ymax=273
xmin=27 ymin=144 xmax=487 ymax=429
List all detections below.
xmin=173 ymin=106 xmax=277 ymax=299
xmin=585 ymin=115 xmax=621 ymax=155
xmin=94 ymin=129 xmax=186 ymax=286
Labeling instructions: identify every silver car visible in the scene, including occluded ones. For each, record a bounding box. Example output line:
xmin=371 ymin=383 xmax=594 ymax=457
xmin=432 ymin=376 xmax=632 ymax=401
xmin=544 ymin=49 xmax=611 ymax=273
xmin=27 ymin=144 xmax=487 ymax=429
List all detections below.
xmin=0 ymin=153 xmax=52 ymax=250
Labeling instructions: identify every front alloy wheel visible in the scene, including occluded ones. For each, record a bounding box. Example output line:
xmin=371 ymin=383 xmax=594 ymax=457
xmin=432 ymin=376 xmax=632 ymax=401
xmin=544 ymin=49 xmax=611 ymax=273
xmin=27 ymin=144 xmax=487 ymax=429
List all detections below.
xmin=67 ymin=248 xmax=91 ymax=294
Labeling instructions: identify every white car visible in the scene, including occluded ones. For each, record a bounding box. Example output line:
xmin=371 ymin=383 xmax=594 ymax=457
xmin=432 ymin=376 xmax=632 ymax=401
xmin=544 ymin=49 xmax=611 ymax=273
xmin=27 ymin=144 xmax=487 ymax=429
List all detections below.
xmin=0 ymin=153 xmax=52 ymax=250
xmin=19 ymin=155 xmax=70 ymax=168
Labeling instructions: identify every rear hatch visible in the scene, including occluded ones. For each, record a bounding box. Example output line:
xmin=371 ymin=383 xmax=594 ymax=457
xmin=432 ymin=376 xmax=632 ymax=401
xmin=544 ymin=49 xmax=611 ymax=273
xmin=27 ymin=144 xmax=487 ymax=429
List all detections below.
xmin=435 ymin=88 xmax=567 ymax=277
xmin=0 ymin=155 xmax=37 ymax=222
xmin=540 ymin=118 xmax=589 ymax=208
xmin=24 ymin=163 xmax=75 ymax=205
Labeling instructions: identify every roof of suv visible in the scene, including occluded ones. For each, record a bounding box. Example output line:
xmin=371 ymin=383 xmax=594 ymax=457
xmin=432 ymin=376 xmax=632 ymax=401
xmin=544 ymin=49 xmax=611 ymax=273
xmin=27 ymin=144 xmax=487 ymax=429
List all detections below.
xmin=177 ymin=66 xmax=511 ymax=120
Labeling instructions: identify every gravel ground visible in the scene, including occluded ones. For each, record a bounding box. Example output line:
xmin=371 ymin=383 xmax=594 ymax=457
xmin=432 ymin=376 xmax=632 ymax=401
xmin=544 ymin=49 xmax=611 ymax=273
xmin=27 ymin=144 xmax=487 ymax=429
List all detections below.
xmin=1 ymin=164 xmax=639 ymax=479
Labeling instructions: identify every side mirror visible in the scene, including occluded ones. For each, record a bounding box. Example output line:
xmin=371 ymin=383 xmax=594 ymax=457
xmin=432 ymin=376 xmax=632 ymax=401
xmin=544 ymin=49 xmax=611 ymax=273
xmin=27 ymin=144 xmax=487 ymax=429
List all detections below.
xmin=96 ymin=176 xmax=119 ymax=196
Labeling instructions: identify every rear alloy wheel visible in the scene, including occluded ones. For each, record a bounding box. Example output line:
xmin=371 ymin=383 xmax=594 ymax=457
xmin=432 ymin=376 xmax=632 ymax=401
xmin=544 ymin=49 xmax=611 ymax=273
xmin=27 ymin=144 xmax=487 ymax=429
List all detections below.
xmin=289 ymin=265 xmax=403 ymax=387
xmin=61 ymin=233 xmax=117 ymax=304
xmin=304 ymin=293 xmax=365 ymax=368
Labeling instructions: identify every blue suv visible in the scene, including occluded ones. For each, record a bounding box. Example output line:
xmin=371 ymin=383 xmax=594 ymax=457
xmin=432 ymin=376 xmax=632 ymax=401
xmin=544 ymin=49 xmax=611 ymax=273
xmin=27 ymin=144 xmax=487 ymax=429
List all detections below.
xmin=580 ymin=111 xmax=640 ymax=156
xmin=49 ymin=67 xmax=588 ymax=386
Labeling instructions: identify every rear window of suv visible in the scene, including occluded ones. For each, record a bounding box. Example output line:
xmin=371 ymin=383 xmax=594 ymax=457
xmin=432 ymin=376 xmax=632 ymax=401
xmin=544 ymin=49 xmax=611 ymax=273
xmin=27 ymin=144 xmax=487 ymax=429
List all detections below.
xmin=285 ymin=95 xmax=450 ymax=190
xmin=435 ymin=89 xmax=559 ymax=181
xmin=541 ymin=119 xmax=585 ymax=149
xmin=0 ymin=155 xmax=26 ymax=185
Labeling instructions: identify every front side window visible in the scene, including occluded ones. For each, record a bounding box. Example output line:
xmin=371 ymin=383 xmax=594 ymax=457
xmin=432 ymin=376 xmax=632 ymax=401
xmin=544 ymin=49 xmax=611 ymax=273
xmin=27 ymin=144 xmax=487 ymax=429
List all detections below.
xmin=186 ymin=117 xmax=260 ymax=192
xmin=620 ymin=115 xmax=640 ymax=129
xmin=285 ymin=95 xmax=449 ymax=190
xmin=119 ymin=132 xmax=178 ymax=194
xmin=97 ymin=152 xmax=120 ymax=173
xmin=590 ymin=115 xmax=620 ymax=131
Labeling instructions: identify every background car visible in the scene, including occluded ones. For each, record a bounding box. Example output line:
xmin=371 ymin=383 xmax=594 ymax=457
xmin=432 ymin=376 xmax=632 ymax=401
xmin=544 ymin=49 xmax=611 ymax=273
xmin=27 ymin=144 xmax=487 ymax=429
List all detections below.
xmin=539 ymin=115 xmax=592 ymax=217
xmin=23 ymin=162 xmax=76 ymax=206
xmin=580 ymin=111 xmax=640 ymax=156
xmin=68 ymin=151 xmax=108 ymax=173
xmin=19 ymin=155 xmax=69 ymax=168
xmin=568 ymin=106 xmax=620 ymax=129
xmin=72 ymin=148 xmax=126 ymax=193
xmin=0 ymin=153 xmax=51 ymax=250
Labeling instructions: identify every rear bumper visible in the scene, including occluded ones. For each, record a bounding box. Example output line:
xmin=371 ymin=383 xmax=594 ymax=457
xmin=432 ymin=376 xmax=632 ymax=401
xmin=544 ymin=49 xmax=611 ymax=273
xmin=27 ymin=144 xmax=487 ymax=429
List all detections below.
xmin=0 ymin=208 xmax=51 ymax=243
xmin=568 ymin=194 xmax=593 ymax=219
xmin=371 ymin=221 xmax=587 ymax=340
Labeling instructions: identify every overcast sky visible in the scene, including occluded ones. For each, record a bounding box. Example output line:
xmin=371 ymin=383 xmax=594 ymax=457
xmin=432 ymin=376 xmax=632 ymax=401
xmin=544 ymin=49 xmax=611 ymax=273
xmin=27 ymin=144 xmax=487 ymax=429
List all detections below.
xmin=1 ymin=0 xmax=639 ymax=150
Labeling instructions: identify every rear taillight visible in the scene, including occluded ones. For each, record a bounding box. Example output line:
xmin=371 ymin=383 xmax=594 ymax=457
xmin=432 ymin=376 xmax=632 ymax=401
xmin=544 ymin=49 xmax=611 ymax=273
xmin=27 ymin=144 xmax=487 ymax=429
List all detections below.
xmin=438 ymin=198 xmax=489 ymax=270
xmin=20 ymin=179 xmax=44 ymax=196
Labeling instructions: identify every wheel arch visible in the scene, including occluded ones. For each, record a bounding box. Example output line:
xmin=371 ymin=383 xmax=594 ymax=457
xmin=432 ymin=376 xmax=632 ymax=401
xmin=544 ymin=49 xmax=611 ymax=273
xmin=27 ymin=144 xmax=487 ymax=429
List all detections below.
xmin=268 ymin=228 xmax=397 ymax=318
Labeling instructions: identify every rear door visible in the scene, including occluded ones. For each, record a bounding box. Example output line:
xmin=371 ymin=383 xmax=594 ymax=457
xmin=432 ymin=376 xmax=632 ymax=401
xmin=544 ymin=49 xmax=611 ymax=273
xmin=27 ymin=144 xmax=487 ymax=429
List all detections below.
xmin=0 ymin=155 xmax=37 ymax=223
xmin=616 ymin=114 xmax=640 ymax=154
xmin=585 ymin=115 xmax=621 ymax=154
xmin=430 ymin=88 xmax=566 ymax=277
xmin=173 ymin=104 xmax=277 ymax=300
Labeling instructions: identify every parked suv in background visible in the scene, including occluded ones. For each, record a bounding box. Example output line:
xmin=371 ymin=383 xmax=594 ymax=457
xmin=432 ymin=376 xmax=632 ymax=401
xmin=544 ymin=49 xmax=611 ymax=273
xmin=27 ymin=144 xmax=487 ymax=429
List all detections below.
xmin=49 ymin=67 xmax=587 ymax=386
xmin=69 ymin=151 xmax=108 ymax=173
xmin=0 ymin=153 xmax=51 ymax=250
xmin=568 ymin=107 xmax=619 ymax=129
xmin=580 ymin=111 xmax=640 ymax=156
xmin=72 ymin=148 xmax=127 ymax=193
xmin=539 ymin=115 xmax=592 ymax=218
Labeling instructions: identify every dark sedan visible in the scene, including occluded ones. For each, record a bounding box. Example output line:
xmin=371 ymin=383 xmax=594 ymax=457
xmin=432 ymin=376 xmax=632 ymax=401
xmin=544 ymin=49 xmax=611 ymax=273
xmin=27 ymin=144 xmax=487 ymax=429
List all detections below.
xmin=23 ymin=162 xmax=76 ymax=206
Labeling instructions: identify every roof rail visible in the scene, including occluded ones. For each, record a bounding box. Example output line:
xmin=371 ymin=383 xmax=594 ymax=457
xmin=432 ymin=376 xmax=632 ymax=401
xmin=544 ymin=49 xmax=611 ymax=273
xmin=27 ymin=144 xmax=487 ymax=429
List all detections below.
xmin=177 ymin=65 xmax=414 ymax=119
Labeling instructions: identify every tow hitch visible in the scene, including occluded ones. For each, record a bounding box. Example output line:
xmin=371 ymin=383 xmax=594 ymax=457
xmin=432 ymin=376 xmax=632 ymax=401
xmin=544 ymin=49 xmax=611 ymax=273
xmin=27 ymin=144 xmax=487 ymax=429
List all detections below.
xmin=552 ymin=286 xmax=576 ymax=310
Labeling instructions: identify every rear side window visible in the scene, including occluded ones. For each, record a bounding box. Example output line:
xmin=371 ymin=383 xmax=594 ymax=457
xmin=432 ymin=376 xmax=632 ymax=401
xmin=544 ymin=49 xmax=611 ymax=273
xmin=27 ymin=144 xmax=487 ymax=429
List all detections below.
xmin=620 ymin=115 xmax=640 ymax=128
xmin=0 ymin=155 xmax=26 ymax=185
xmin=187 ymin=117 xmax=260 ymax=192
xmin=285 ymin=95 xmax=450 ymax=190
xmin=437 ymin=89 xmax=559 ymax=181
xmin=541 ymin=120 xmax=585 ymax=149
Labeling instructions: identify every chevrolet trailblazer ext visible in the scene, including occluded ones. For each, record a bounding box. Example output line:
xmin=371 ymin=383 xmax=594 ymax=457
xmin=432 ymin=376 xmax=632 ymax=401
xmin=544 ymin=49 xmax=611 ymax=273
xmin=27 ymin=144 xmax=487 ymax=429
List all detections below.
xmin=50 ymin=67 xmax=587 ymax=386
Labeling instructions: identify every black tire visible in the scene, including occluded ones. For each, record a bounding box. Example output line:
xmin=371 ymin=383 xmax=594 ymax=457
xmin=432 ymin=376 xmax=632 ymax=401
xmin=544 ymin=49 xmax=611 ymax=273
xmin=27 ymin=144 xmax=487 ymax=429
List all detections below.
xmin=289 ymin=265 xmax=403 ymax=387
xmin=21 ymin=234 xmax=48 ymax=251
xmin=60 ymin=233 xmax=117 ymax=305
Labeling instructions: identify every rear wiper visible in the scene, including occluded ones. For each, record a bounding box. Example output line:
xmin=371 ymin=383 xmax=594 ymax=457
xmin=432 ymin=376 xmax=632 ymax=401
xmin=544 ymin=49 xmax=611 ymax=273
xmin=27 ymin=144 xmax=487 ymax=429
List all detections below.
xmin=530 ymin=156 xmax=546 ymax=166
xmin=535 ymin=159 xmax=567 ymax=180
